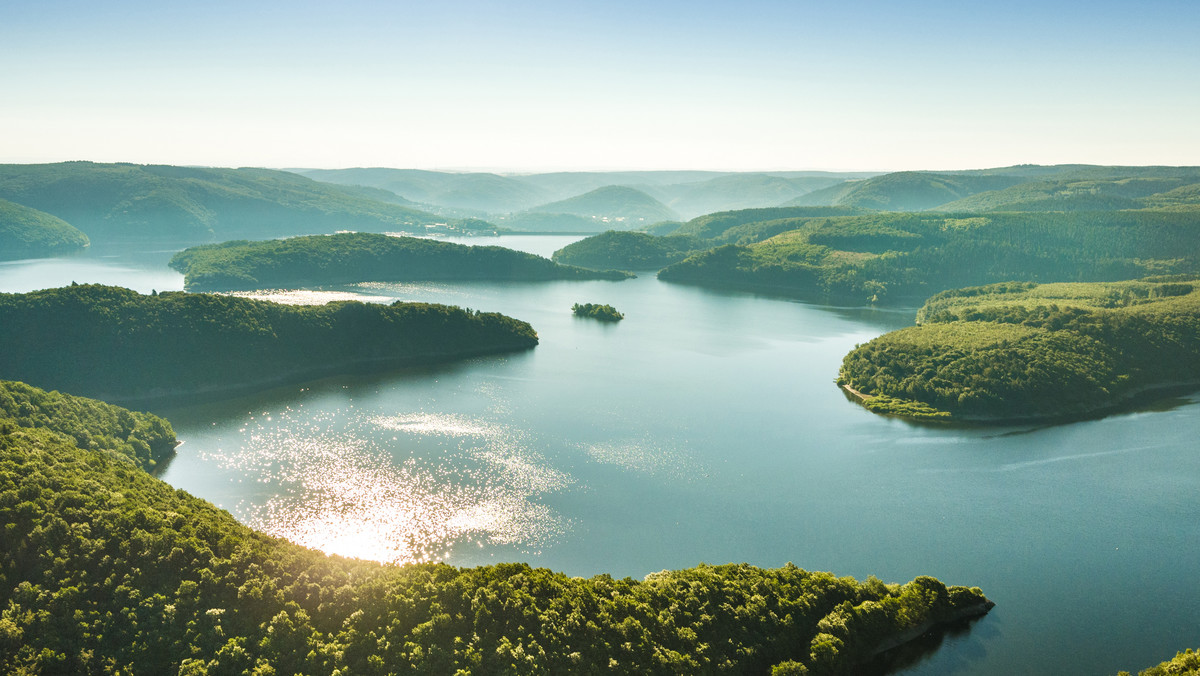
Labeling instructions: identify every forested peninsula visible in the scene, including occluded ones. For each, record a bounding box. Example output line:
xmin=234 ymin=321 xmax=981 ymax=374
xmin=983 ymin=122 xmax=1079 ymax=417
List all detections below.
xmin=0 ymin=383 xmax=993 ymax=675
xmin=0 ymin=197 xmax=90 ymax=259
xmin=0 ymin=284 xmax=538 ymax=402
xmin=170 ymin=232 xmax=633 ymax=291
xmin=838 ymin=279 xmax=1200 ymax=422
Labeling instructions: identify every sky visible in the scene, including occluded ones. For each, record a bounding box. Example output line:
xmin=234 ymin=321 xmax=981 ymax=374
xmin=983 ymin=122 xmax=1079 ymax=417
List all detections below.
xmin=1 ymin=0 xmax=1198 ymax=172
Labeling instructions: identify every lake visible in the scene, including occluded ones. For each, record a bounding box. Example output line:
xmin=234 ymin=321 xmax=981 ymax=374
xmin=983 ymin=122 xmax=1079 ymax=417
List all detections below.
xmin=5 ymin=235 xmax=1199 ymax=675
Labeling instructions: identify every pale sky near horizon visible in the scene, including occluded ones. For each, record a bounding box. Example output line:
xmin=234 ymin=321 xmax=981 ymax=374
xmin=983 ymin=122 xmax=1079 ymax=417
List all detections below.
xmin=2 ymin=0 xmax=1197 ymax=172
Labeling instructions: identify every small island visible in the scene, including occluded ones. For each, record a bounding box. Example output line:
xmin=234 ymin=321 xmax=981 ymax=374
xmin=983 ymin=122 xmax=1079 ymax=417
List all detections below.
xmin=0 ymin=284 xmax=539 ymax=402
xmin=838 ymin=279 xmax=1200 ymax=422
xmin=572 ymin=302 xmax=624 ymax=322
xmin=169 ymin=232 xmax=634 ymax=291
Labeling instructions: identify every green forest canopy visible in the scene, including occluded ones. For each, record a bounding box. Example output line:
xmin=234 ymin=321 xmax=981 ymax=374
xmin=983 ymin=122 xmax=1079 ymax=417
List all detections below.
xmin=0 ymin=284 xmax=538 ymax=403
xmin=837 ymin=279 xmax=1200 ymax=421
xmin=169 ymin=232 xmax=633 ymax=291
xmin=0 ymin=382 xmax=993 ymax=675
xmin=0 ymin=197 xmax=89 ymax=259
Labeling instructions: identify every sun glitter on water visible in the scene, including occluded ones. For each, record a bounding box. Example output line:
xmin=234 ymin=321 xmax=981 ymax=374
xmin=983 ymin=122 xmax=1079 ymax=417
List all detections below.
xmin=203 ymin=405 xmax=570 ymax=564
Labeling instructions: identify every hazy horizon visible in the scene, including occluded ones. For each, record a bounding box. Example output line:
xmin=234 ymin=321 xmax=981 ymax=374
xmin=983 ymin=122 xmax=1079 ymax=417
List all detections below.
xmin=3 ymin=0 xmax=1198 ymax=171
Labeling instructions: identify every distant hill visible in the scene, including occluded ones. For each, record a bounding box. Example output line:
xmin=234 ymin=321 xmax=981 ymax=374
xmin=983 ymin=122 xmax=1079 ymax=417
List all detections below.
xmin=294 ymin=168 xmax=876 ymax=218
xmin=785 ymin=171 xmax=1022 ymax=211
xmin=0 ymin=197 xmax=89 ymax=259
xmin=299 ymin=168 xmax=552 ymax=214
xmin=939 ymin=174 xmax=1200 ymax=212
xmin=651 ymin=174 xmax=846 ymax=219
xmin=525 ymin=186 xmax=679 ymax=226
xmin=0 ymin=162 xmax=450 ymax=245
xmin=496 ymin=212 xmax=603 ymax=233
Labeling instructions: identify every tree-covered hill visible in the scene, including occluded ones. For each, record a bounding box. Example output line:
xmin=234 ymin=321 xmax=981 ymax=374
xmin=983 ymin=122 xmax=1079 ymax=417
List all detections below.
xmin=0 ymin=380 xmax=175 ymax=471
xmin=526 ymin=186 xmax=680 ymax=225
xmin=837 ymin=279 xmax=1200 ymax=422
xmin=299 ymin=168 xmax=553 ymax=214
xmin=552 ymin=230 xmax=708 ymax=270
xmin=0 ymin=197 xmax=90 ymax=259
xmin=169 ymin=232 xmax=633 ymax=291
xmin=935 ymin=174 xmax=1200 ymax=212
xmin=785 ymin=172 xmax=1022 ymax=211
xmin=658 ymin=210 xmax=1200 ymax=304
xmin=0 ymin=162 xmax=466 ymax=245
xmin=0 ymin=389 xmax=993 ymax=675
xmin=0 ymin=284 xmax=539 ymax=402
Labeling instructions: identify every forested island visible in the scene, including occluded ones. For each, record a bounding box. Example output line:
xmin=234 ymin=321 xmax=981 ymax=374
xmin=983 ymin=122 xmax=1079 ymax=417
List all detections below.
xmin=837 ymin=279 xmax=1200 ymax=422
xmin=0 ymin=284 xmax=538 ymax=402
xmin=0 ymin=197 xmax=90 ymax=259
xmin=169 ymin=232 xmax=633 ymax=291
xmin=572 ymin=302 xmax=624 ymax=321
xmin=0 ymin=382 xmax=993 ymax=674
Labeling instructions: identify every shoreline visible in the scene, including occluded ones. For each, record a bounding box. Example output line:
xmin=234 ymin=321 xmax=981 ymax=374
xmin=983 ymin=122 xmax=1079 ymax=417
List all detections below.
xmin=93 ymin=342 xmax=537 ymax=409
xmin=840 ymin=380 xmax=1200 ymax=426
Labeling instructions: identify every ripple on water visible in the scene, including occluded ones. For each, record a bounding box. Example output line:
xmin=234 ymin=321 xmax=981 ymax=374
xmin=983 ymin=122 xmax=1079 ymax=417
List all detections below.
xmin=200 ymin=407 xmax=570 ymax=564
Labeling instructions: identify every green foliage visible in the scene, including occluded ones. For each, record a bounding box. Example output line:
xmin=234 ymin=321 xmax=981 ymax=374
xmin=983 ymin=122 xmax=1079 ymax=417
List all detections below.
xmin=0 ymin=198 xmax=89 ymax=259
xmin=839 ymin=280 xmax=1200 ymax=421
xmin=659 ymin=210 xmax=1200 ymax=303
xmin=527 ymin=186 xmax=679 ymax=224
xmin=572 ymin=303 xmax=624 ymax=322
xmin=552 ymin=231 xmax=708 ymax=270
xmin=0 ymin=284 xmax=539 ymax=402
xmin=0 ymin=162 xmax=448 ymax=244
xmin=170 ymin=232 xmax=633 ymax=291
xmin=0 ymin=380 xmax=175 ymax=470
xmin=0 ymin=410 xmax=992 ymax=674
xmin=1120 ymin=648 xmax=1200 ymax=676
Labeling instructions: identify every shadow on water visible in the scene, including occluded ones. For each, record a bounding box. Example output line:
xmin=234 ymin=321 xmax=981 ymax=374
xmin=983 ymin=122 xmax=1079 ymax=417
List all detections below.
xmin=148 ymin=349 xmax=535 ymax=423
xmin=864 ymin=614 xmax=998 ymax=676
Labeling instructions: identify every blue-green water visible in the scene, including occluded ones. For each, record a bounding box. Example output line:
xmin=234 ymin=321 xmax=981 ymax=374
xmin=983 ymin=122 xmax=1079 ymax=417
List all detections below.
xmin=4 ymin=236 xmax=1199 ymax=675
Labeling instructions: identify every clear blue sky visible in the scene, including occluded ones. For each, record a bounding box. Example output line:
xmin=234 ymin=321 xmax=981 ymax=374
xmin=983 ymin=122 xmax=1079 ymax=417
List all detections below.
xmin=2 ymin=0 xmax=1197 ymax=171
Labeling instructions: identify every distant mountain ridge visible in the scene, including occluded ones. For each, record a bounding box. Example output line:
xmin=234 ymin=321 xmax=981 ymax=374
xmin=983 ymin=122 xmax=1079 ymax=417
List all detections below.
xmin=295 ymin=167 xmax=877 ymax=225
xmin=0 ymin=162 xmax=456 ymax=246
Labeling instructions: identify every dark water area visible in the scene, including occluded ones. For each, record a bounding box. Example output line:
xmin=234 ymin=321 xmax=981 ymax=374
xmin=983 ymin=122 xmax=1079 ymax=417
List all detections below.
xmin=4 ymin=235 xmax=1199 ymax=675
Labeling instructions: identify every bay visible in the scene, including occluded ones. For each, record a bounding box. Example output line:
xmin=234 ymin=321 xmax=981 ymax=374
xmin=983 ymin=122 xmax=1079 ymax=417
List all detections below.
xmin=3 ymin=235 xmax=1198 ymax=675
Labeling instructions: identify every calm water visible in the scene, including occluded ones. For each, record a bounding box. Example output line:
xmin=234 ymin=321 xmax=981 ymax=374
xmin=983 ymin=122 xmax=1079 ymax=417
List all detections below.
xmin=4 ymin=235 xmax=1199 ymax=675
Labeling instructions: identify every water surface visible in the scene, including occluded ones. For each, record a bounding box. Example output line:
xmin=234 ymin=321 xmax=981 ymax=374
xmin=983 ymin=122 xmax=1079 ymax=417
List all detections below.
xmin=4 ymin=235 xmax=1198 ymax=676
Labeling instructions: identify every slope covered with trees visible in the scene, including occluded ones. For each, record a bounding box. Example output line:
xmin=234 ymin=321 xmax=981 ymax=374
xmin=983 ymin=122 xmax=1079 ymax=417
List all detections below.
xmin=0 ymin=162 xmax=462 ymax=245
xmin=169 ymin=232 xmax=633 ymax=291
xmin=552 ymin=231 xmax=708 ymax=270
xmin=0 ymin=284 xmax=539 ymax=402
xmin=0 ymin=197 xmax=89 ymax=259
xmin=526 ymin=186 xmax=679 ymax=225
xmin=837 ymin=280 xmax=1200 ymax=422
xmin=659 ymin=210 xmax=1200 ymax=303
xmin=1118 ymin=648 xmax=1200 ymax=676
xmin=0 ymin=389 xmax=993 ymax=675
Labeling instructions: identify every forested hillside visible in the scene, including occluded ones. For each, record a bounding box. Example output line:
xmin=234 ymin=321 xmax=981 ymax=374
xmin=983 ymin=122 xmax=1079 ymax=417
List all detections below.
xmin=0 ymin=284 xmax=539 ymax=402
xmin=552 ymin=231 xmax=708 ymax=270
xmin=0 ymin=197 xmax=89 ymax=259
xmin=169 ymin=232 xmax=632 ymax=291
xmin=0 ymin=162 xmax=462 ymax=245
xmin=837 ymin=280 xmax=1200 ymax=421
xmin=659 ymin=210 xmax=1200 ymax=303
xmin=0 ymin=386 xmax=993 ymax=675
